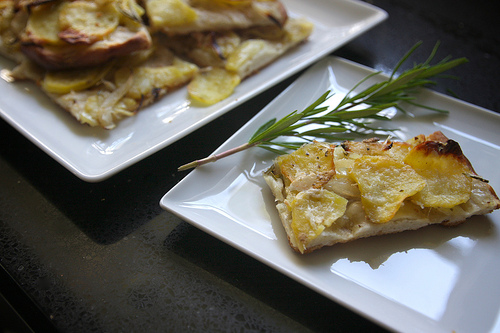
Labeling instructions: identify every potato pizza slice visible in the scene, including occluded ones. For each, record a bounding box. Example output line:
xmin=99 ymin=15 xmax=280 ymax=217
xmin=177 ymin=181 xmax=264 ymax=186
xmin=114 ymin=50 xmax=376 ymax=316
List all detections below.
xmin=264 ymin=132 xmax=500 ymax=254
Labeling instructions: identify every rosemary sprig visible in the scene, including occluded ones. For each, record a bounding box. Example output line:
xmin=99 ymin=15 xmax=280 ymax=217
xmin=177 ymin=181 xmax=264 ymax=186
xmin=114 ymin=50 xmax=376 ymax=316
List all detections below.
xmin=178 ymin=42 xmax=468 ymax=171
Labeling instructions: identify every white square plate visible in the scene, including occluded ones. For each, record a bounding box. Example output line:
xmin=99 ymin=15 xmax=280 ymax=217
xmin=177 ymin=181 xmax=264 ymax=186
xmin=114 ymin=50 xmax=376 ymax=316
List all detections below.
xmin=0 ymin=0 xmax=387 ymax=182
xmin=160 ymin=56 xmax=500 ymax=333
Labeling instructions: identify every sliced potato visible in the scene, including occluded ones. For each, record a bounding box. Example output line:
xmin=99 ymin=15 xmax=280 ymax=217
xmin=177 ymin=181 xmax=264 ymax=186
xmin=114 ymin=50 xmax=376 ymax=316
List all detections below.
xmin=187 ymin=67 xmax=240 ymax=105
xmin=351 ymin=155 xmax=426 ymax=223
xmin=58 ymin=1 xmax=119 ymax=44
xmin=118 ymin=58 xmax=198 ymax=100
xmin=382 ymin=142 xmax=412 ymax=162
xmin=290 ymin=188 xmax=348 ymax=253
xmin=404 ymin=141 xmax=472 ymax=208
xmin=24 ymin=2 xmax=63 ymax=45
xmin=341 ymin=139 xmax=413 ymax=165
xmin=277 ymin=142 xmax=335 ymax=183
xmin=146 ymin=0 xmax=197 ymax=29
xmin=225 ymin=39 xmax=267 ymax=73
xmin=42 ymin=63 xmax=113 ymax=94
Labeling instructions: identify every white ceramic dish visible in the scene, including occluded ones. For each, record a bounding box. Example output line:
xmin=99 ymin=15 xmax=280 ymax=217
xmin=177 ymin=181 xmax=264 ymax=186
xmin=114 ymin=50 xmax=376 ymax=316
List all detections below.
xmin=0 ymin=0 xmax=387 ymax=182
xmin=160 ymin=56 xmax=500 ymax=333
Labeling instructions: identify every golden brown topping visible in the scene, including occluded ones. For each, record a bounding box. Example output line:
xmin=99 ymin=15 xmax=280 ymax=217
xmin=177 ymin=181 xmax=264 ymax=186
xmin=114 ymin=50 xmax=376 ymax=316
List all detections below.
xmin=404 ymin=140 xmax=473 ymax=208
xmin=351 ymin=155 xmax=426 ymax=223
xmin=276 ymin=141 xmax=335 ymax=183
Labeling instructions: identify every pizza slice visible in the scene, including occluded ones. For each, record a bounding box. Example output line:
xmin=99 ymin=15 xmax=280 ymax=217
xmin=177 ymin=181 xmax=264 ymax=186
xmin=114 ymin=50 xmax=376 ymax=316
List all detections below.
xmin=263 ymin=131 xmax=500 ymax=254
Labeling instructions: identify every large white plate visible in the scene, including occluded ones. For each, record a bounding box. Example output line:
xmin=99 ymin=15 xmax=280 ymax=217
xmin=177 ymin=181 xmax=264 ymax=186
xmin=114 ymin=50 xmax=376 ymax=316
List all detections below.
xmin=0 ymin=0 xmax=387 ymax=182
xmin=160 ymin=56 xmax=500 ymax=333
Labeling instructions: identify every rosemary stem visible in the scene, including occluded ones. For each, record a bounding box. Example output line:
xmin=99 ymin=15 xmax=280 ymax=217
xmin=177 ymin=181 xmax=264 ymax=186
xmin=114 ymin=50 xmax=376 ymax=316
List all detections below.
xmin=178 ymin=141 xmax=259 ymax=171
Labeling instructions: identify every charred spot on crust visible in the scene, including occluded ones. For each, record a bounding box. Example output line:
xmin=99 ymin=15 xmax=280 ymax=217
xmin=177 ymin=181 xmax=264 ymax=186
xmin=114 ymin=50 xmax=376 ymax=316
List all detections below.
xmin=443 ymin=140 xmax=464 ymax=156
xmin=415 ymin=139 xmax=464 ymax=157
xmin=137 ymin=94 xmax=145 ymax=110
xmin=152 ymin=87 xmax=162 ymax=101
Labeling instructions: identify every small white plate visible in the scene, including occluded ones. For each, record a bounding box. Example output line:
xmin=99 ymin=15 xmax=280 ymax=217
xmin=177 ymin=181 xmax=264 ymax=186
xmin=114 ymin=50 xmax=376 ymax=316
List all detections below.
xmin=160 ymin=56 xmax=500 ymax=333
xmin=0 ymin=0 xmax=387 ymax=182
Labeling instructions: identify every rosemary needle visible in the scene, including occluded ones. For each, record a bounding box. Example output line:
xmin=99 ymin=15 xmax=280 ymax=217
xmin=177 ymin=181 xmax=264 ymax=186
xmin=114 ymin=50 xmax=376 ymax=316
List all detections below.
xmin=178 ymin=42 xmax=468 ymax=171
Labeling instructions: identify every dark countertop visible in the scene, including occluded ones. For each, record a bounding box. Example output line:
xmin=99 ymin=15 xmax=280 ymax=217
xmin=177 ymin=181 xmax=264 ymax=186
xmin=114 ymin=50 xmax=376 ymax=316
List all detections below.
xmin=1 ymin=0 xmax=499 ymax=332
